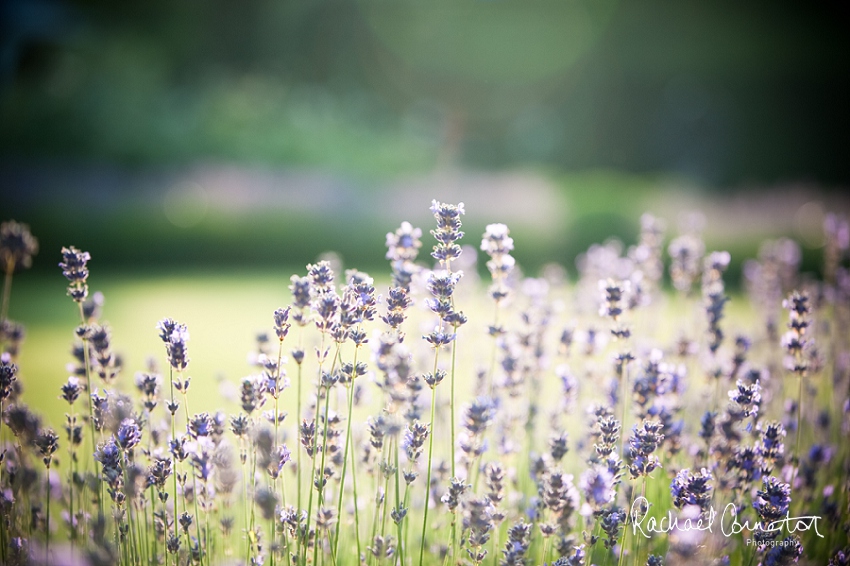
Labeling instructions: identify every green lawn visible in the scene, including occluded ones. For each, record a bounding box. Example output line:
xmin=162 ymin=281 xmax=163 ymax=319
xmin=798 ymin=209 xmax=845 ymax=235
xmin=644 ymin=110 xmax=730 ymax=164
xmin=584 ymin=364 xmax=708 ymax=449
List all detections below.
xmin=10 ymin=270 xmax=298 ymax=422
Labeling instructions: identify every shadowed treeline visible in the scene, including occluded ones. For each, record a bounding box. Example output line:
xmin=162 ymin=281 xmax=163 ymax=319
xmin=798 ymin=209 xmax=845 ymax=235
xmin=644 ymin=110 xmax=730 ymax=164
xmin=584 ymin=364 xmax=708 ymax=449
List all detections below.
xmin=1 ymin=0 xmax=848 ymax=184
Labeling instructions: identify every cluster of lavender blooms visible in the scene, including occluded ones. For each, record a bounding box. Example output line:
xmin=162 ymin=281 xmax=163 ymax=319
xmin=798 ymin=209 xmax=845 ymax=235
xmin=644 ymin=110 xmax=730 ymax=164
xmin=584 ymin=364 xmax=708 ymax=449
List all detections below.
xmin=480 ymin=223 xmax=515 ymax=335
xmin=0 ymin=203 xmax=849 ymax=566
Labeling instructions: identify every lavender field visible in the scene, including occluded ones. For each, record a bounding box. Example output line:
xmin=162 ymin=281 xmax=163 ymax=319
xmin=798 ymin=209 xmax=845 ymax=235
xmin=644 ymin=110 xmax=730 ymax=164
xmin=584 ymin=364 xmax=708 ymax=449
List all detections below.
xmin=0 ymin=200 xmax=848 ymax=566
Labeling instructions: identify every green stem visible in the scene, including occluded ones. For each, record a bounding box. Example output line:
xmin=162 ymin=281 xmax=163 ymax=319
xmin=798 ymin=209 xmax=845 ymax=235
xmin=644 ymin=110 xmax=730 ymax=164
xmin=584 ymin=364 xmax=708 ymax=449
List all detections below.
xmin=329 ymin=520 xmax=338 ymax=566
xmin=303 ymin=332 xmax=327 ymax=566
xmin=313 ymin=386 xmax=333 ymax=566
xmin=242 ymin=437 xmax=250 ymax=566
xmin=281 ymin=473 xmax=291 ymax=556
xmin=77 ymin=302 xmax=102 ymax=518
xmin=401 ymin=482 xmax=412 ymax=566
xmin=184 ymin=521 xmax=193 ymax=564
xmin=207 ymin=509 xmax=214 ymax=566
xmin=150 ymin=485 xmax=158 ymax=565
xmin=369 ymin=459 xmax=384 ymax=566
xmin=304 ymin=448 xmax=316 ymax=566
xmin=169 ymin=367 xmax=180 ymax=549
xmin=617 ymin=479 xmax=641 ymax=566
xmin=450 ymin=330 xmax=458 ymax=479
xmin=334 ymin=341 xmax=360 ymax=558
xmin=350 ymin=435 xmax=363 ymax=564
xmin=45 ymin=463 xmax=51 ymax=563
xmin=68 ymin=409 xmax=76 ymax=546
xmin=271 ymin=515 xmax=277 ymax=566
xmin=119 ymin=516 xmax=126 ymax=566
xmin=1 ymin=262 xmax=13 ymax=323
xmin=148 ymin=497 xmax=155 ymax=566
xmin=133 ymin=499 xmax=142 ymax=565
xmin=394 ymin=443 xmax=403 ymax=566
xmin=273 ymin=340 xmax=283 ymax=566
xmin=588 ymin=519 xmax=602 ymax=566
xmin=418 ymin=385 xmax=438 ymax=566
xmin=450 ymin=515 xmax=457 ymax=566
xmin=128 ymin=500 xmax=137 ymax=564
xmin=122 ymin=449 xmax=140 ymax=564
xmin=619 ymin=359 xmax=629 ymax=457
xmin=379 ymin=438 xmax=392 ymax=553
xmin=296 ymin=354 xmax=304 ymax=564
xmin=180 ymin=388 xmax=204 ymax=565
xmin=792 ymin=371 xmax=804 ymax=516
xmin=795 ymin=373 xmax=803 ymax=466
xmin=633 ymin=478 xmax=647 ymax=566
xmin=297 ymin=325 xmax=304 ymax=515
xmin=250 ymin=433 xmax=258 ymax=558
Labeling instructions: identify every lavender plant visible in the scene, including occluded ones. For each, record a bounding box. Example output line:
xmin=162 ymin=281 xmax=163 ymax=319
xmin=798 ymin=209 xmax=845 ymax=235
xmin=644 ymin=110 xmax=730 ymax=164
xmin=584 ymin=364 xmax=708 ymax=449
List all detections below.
xmin=0 ymin=203 xmax=847 ymax=566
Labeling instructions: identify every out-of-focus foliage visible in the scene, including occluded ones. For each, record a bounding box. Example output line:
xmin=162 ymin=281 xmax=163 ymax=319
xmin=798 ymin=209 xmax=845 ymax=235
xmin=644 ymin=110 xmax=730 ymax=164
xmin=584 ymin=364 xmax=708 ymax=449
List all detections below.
xmin=1 ymin=0 xmax=848 ymax=184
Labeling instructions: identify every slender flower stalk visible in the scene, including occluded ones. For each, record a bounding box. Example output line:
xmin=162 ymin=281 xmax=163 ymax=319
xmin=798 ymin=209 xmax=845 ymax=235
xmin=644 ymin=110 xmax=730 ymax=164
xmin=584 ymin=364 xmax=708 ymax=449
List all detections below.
xmin=600 ymin=278 xmax=633 ymax=460
xmin=379 ymin=435 xmax=396 ymax=566
xmin=158 ymin=317 xmax=191 ymax=563
xmin=334 ymin=377 xmax=358 ymax=556
xmin=35 ymin=429 xmax=58 ymax=561
xmin=290 ymin=272 xmax=312 ymax=563
xmin=618 ymin=419 xmax=663 ymax=566
xmin=312 ymin=369 xmax=337 ymax=566
xmin=168 ymin=366 xmax=180 ymax=565
xmin=0 ymin=354 xmax=17 ymax=554
xmin=0 ymin=221 xmax=38 ymax=323
xmin=303 ymin=259 xmax=343 ymax=566
xmin=59 ymin=246 xmax=104 ymax=522
xmin=271 ymin=306 xmax=292 ymax=565
xmin=60 ymin=375 xmax=83 ymax=545
xmin=417 ymin=376 xmax=438 ymax=566
xmin=366 ymin=414 xmax=392 ymax=566
xmin=481 ymin=223 xmax=515 ymax=395
xmin=333 ymin=274 xmax=374 ymax=562
xmin=429 ymin=200 xmax=466 ymax=480
xmin=182 ymin=412 xmax=204 ymax=564
xmin=782 ymin=290 xmax=813 ymax=493
xmin=442 ymin=476 xmax=470 ymax=566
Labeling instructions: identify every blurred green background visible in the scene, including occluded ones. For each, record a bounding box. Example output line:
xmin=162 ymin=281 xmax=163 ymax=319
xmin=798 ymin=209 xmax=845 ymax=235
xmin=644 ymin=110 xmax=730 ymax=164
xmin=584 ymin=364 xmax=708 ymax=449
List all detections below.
xmin=1 ymin=0 xmax=849 ymax=276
